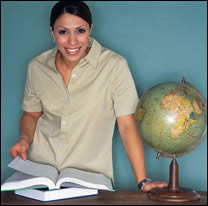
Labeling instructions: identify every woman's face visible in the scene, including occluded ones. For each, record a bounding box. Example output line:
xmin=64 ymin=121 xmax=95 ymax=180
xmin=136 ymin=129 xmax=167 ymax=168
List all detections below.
xmin=51 ymin=13 xmax=92 ymax=66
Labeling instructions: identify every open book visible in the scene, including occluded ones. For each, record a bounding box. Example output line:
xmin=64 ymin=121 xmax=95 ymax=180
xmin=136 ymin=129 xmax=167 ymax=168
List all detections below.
xmin=1 ymin=156 xmax=113 ymax=191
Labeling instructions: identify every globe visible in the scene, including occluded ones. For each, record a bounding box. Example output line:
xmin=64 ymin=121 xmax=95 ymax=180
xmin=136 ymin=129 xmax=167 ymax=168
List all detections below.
xmin=135 ymin=78 xmax=207 ymax=158
xmin=135 ymin=78 xmax=207 ymax=202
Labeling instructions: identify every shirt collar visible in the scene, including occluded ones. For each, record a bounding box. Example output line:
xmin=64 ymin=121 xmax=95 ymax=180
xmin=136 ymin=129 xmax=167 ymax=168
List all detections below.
xmin=85 ymin=38 xmax=101 ymax=68
xmin=43 ymin=38 xmax=101 ymax=69
xmin=43 ymin=47 xmax=58 ymax=66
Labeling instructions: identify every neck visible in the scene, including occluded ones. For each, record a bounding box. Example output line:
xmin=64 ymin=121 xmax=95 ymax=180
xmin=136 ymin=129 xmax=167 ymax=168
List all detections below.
xmin=59 ymin=53 xmax=76 ymax=71
xmin=58 ymin=47 xmax=90 ymax=71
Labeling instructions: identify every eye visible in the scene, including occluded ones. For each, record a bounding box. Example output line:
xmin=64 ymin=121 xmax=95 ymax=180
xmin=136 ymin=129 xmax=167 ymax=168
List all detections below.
xmin=78 ymin=29 xmax=86 ymax=34
xmin=59 ymin=30 xmax=67 ymax=35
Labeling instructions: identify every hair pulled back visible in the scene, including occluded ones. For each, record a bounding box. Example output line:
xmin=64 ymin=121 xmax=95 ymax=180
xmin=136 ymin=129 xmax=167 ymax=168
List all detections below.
xmin=50 ymin=1 xmax=92 ymax=30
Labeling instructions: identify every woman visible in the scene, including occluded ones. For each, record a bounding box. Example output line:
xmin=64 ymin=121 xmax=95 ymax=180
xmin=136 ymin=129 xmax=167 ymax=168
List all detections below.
xmin=9 ymin=1 xmax=167 ymax=192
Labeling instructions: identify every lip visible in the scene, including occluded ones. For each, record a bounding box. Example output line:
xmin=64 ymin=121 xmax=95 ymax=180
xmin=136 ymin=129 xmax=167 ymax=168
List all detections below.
xmin=65 ymin=47 xmax=81 ymax=55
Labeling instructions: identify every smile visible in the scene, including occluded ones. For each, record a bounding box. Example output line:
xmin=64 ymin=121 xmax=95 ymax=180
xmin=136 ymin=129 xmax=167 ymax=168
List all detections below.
xmin=65 ymin=47 xmax=81 ymax=55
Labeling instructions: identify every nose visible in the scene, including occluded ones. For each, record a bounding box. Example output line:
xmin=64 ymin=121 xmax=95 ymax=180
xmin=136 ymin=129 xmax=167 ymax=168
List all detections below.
xmin=68 ymin=33 xmax=77 ymax=46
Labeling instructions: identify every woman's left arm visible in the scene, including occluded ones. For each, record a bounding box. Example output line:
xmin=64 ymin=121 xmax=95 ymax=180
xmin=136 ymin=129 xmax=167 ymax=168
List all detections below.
xmin=117 ymin=114 xmax=168 ymax=192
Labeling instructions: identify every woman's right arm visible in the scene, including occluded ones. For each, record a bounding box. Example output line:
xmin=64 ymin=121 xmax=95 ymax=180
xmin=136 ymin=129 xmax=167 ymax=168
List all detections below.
xmin=9 ymin=111 xmax=43 ymax=160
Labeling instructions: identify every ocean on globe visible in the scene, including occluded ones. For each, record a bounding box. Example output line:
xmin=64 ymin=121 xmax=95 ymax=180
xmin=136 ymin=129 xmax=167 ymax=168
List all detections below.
xmin=135 ymin=81 xmax=207 ymax=158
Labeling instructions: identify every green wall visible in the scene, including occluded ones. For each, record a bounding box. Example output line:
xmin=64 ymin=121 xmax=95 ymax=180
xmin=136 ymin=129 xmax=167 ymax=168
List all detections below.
xmin=1 ymin=1 xmax=207 ymax=191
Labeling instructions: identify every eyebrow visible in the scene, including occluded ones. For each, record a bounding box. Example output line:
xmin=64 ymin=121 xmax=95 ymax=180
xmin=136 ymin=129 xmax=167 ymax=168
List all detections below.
xmin=57 ymin=25 xmax=88 ymax=30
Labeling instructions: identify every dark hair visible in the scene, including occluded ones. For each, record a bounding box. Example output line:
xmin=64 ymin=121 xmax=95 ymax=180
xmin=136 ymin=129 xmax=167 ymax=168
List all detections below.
xmin=50 ymin=1 xmax=92 ymax=30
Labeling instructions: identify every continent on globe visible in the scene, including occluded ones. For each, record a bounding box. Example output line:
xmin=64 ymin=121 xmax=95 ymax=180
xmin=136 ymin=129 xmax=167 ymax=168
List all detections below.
xmin=160 ymin=88 xmax=202 ymax=139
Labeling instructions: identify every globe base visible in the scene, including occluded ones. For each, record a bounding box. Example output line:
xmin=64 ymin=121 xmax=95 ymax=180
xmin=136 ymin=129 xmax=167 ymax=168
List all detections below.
xmin=147 ymin=158 xmax=201 ymax=202
xmin=147 ymin=187 xmax=201 ymax=203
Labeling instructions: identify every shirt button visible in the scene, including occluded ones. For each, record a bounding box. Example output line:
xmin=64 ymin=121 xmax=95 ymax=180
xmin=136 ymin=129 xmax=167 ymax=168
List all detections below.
xmin=59 ymin=140 xmax=65 ymax=147
xmin=72 ymin=74 xmax=76 ymax=78
xmin=62 ymin=120 xmax=66 ymax=125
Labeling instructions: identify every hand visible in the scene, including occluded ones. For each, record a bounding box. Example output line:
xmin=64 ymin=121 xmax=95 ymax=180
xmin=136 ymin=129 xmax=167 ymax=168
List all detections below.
xmin=9 ymin=138 xmax=30 ymax=161
xmin=141 ymin=181 xmax=168 ymax=192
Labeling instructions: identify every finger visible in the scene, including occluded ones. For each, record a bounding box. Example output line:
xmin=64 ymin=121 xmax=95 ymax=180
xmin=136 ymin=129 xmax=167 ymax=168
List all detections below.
xmin=20 ymin=152 xmax=27 ymax=161
xmin=153 ymin=182 xmax=168 ymax=188
xmin=20 ymin=153 xmax=27 ymax=161
xmin=158 ymin=181 xmax=168 ymax=186
xmin=156 ymin=184 xmax=167 ymax=188
xmin=10 ymin=151 xmax=19 ymax=158
xmin=9 ymin=148 xmax=20 ymax=158
xmin=20 ymin=147 xmax=28 ymax=161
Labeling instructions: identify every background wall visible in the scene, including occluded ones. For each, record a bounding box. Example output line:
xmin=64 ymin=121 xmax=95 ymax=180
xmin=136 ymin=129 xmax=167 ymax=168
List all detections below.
xmin=1 ymin=1 xmax=207 ymax=191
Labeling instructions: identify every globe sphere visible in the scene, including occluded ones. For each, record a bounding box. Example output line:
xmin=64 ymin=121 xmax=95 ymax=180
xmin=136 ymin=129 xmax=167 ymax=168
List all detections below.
xmin=135 ymin=81 xmax=207 ymax=158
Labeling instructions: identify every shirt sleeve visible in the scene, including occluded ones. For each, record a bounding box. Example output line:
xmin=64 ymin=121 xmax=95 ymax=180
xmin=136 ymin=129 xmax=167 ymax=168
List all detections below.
xmin=111 ymin=58 xmax=139 ymax=117
xmin=22 ymin=61 xmax=43 ymax=112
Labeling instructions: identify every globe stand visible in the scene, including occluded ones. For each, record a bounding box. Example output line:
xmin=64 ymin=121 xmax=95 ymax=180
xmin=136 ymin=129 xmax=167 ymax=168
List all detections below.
xmin=147 ymin=157 xmax=201 ymax=203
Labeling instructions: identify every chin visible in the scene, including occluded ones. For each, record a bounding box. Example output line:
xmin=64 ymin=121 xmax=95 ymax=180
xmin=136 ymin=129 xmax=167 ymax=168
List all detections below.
xmin=66 ymin=52 xmax=86 ymax=62
xmin=66 ymin=54 xmax=82 ymax=61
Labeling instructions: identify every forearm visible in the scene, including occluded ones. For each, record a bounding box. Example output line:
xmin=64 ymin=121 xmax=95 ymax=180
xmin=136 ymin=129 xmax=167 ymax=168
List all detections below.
xmin=117 ymin=115 xmax=168 ymax=192
xmin=19 ymin=112 xmax=40 ymax=145
xmin=10 ymin=112 xmax=42 ymax=160
xmin=117 ymin=114 xmax=147 ymax=183
xmin=121 ymin=124 xmax=146 ymax=183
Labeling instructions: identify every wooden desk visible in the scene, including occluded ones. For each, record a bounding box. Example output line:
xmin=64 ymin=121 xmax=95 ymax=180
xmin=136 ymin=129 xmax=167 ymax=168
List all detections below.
xmin=1 ymin=190 xmax=207 ymax=205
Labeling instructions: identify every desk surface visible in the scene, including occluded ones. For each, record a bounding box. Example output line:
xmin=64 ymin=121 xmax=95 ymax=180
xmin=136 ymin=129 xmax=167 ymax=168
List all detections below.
xmin=1 ymin=190 xmax=207 ymax=205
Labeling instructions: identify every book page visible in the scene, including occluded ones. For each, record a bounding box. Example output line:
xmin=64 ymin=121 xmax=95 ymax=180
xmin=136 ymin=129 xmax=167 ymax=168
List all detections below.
xmin=8 ymin=156 xmax=58 ymax=184
xmin=1 ymin=172 xmax=55 ymax=191
xmin=56 ymin=168 xmax=113 ymax=190
xmin=60 ymin=182 xmax=94 ymax=189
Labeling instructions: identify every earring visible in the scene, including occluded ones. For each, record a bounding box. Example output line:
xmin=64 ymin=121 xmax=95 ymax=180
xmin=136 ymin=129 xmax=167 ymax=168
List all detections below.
xmin=88 ymin=37 xmax=92 ymax=47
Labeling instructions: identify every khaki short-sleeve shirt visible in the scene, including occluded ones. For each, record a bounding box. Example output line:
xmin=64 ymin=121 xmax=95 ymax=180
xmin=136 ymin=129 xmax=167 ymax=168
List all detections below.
xmin=22 ymin=38 xmax=139 ymax=180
